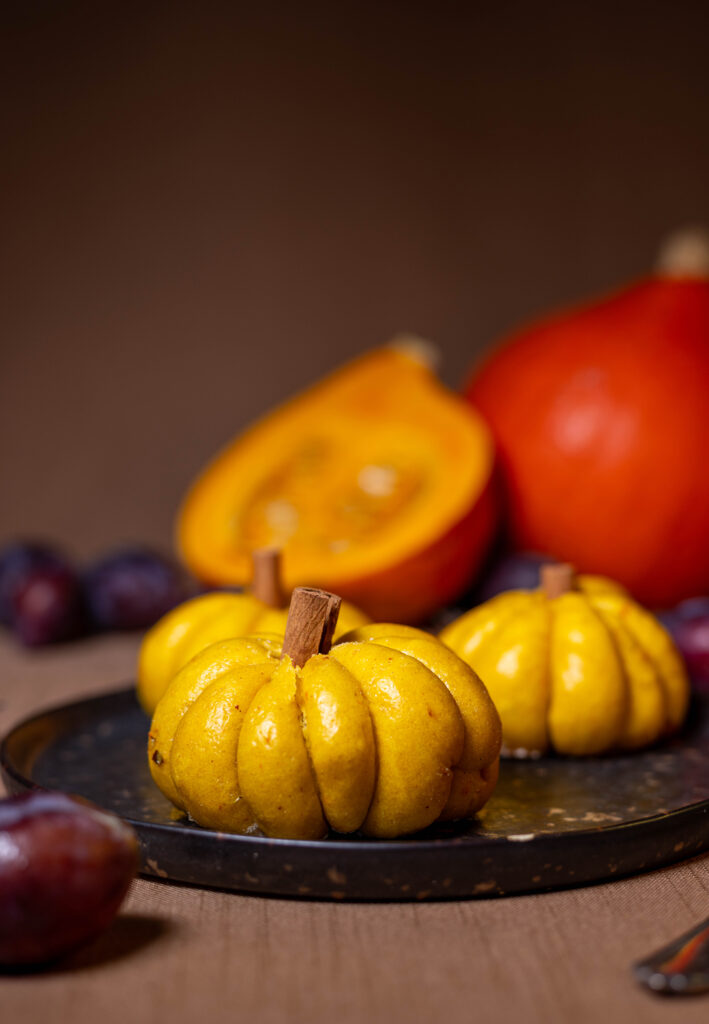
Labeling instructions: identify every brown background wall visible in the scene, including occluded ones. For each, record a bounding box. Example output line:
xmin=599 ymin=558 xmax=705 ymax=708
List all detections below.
xmin=2 ymin=2 xmax=708 ymax=560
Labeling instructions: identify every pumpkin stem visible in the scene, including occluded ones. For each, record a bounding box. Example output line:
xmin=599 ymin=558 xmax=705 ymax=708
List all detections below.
xmin=388 ymin=334 xmax=441 ymax=372
xmin=656 ymin=226 xmax=709 ymax=278
xmin=282 ymin=587 xmax=342 ymax=667
xmin=541 ymin=563 xmax=576 ymax=599
xmin=251 ymin=547 xmax=287 ymax=608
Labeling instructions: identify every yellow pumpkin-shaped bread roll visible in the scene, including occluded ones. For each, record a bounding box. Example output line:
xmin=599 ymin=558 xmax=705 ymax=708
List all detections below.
xmin=148 ymin=588 xmax=501 ymax=839
xmin=439 ymin=564 xmax=689 ymax=757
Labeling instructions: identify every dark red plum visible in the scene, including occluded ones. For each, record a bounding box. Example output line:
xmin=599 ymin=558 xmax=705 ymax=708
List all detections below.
xmin=0 ymin=542 xmax=71 ymax=626
xmin=0 ymin=792 xmax=138 ymax=966
xmin=10 ymin=564 xmax=85 ymax=646
xmin=83 ymin=547 xmax=190 ymax=631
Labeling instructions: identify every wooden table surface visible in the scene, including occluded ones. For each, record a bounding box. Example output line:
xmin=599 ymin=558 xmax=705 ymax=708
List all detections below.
xmin=1 ymin=633 xmax=707 ymax=1024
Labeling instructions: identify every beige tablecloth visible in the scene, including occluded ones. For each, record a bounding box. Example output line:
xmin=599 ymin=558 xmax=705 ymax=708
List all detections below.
xmin=0 ymin=634 xmax=706 ymax=1024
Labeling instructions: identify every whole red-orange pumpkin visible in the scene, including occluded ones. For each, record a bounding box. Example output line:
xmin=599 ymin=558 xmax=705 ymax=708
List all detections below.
xmin=465 ymin=230 xmax=709 ymax=608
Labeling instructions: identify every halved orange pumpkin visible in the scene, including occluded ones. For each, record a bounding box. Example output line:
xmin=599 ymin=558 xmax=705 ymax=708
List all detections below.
xmin=177 ymin=341 xmax=497 ymax=622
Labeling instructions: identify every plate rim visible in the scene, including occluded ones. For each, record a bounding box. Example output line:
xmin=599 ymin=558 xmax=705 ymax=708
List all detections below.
xmin=2 ymin=685 xmax=708 ymax=900
xmin=2 ymin=684 xmax=709 ymax=850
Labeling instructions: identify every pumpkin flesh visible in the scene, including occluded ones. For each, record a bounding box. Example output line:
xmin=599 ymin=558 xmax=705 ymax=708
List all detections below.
xmin=178 ymin=347 xmax=496 ymax=622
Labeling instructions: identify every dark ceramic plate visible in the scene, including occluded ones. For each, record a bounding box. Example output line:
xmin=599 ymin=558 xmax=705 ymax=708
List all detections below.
xmin=2 ymin=688 xmax=708 ymax=901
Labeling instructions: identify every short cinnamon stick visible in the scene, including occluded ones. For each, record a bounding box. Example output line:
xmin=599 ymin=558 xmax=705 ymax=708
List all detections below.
xmin=541 ymin=563 xmax=576 ymax=599
xmin=250 ymin=548 xmax=287 ymax=608
xmin=281 ymin=587 xmax=342 ymax=668
xmin=656 ymin=226 xmax=709 ymax=278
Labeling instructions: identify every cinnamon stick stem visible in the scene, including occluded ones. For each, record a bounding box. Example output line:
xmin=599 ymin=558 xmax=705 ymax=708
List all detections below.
xmin=250 ymin=548 xmax=287 ymax=608
xmin=541 ymin=563 xmax=576 ymax=599
xmin=281 ymin=587 xmax=342 ymax=667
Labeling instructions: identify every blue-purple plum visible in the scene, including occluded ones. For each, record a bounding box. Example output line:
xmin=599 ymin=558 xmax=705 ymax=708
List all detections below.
xmin=83 ymin=547 xmax=189 ymax=631
xmin=476 ymin=551 xmax=549 ymax=602
xmin=659 ymin=597 xmax=709 ymax=693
